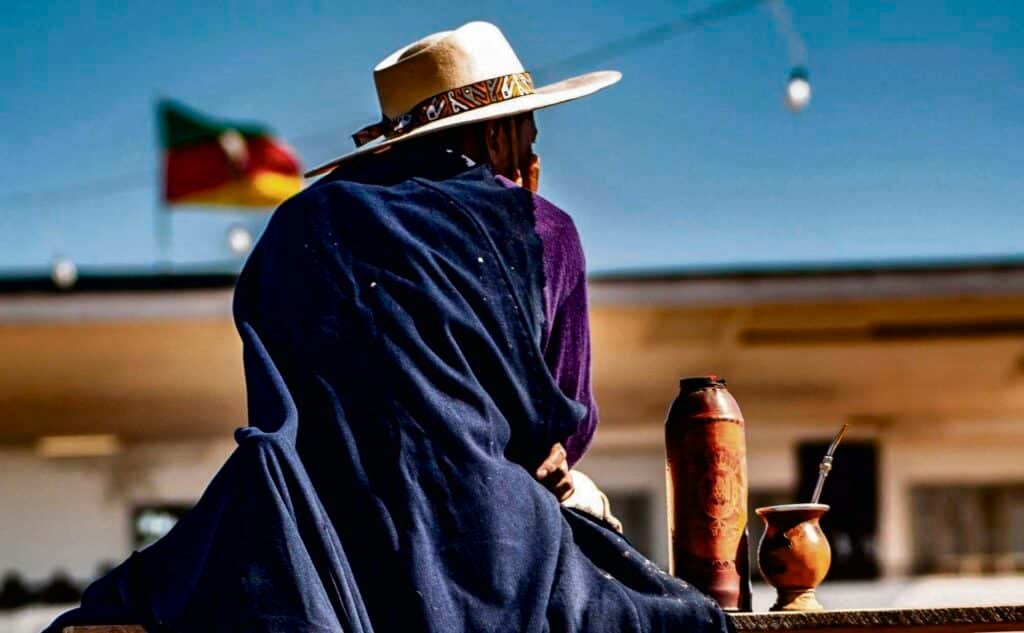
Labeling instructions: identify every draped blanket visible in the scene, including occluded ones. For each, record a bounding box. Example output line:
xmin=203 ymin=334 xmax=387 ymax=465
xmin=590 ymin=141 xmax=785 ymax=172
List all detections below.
xmin=48 ymin=154 xmax=733 ymax=633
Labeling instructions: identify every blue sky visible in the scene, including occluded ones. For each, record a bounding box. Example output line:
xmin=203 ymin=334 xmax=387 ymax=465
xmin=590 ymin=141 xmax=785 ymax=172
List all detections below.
xmin=1 ymin=0 xmax=1021 ymax=276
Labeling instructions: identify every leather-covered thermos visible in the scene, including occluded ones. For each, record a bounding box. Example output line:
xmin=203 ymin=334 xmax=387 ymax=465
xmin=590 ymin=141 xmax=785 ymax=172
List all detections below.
xmin=665 ymin=376 xmax=749 ymax=611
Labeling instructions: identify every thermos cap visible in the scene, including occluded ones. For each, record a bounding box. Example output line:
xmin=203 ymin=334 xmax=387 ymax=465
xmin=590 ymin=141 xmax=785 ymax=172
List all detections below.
xmin=679 ymin=375 xmax=727 ymax=392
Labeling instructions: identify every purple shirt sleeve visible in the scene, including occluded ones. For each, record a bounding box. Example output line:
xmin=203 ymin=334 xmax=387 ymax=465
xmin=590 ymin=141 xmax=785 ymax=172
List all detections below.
xmin=529 ymin=193 xmax=599 ymax=466
xmin=491 ymin=184 xmax=598 ymax=465
xmin=495 ymin=176 xmax=599 ymax=465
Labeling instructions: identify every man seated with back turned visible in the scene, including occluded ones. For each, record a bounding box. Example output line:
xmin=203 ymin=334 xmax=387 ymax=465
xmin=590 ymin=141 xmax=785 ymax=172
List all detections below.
xmin=48 ymin=21 xmax=732 ymax=633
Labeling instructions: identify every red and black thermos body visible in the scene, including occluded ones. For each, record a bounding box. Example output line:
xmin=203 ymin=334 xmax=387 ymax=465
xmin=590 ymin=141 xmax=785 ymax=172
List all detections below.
xmin=665 ymin=376 xmax=750 ymax=611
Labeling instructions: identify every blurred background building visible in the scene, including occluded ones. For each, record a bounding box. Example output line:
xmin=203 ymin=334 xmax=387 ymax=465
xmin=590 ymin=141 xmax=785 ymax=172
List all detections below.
xmin=581 ymin=258 xmax=1024 ymax=580
xmin=3 ymin=257 xmax=1024 ymax=623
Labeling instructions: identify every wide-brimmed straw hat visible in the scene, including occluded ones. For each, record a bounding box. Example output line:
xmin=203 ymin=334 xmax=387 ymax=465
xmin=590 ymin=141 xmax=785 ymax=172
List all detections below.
xmin=305 ymin=21 xmax=621 ymax=177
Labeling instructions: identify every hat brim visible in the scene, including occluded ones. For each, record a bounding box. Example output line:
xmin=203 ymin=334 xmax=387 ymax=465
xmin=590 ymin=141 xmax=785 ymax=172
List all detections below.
xmin=304 ymin=70 xmax=622 ymax=178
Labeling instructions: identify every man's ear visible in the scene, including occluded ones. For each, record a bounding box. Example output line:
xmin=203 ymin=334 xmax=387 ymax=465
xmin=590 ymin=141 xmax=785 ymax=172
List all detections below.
xmin=484 ymin=119 xmax=510 ymax=170
xmin=485 ymin=118 xmax=524 ymax=185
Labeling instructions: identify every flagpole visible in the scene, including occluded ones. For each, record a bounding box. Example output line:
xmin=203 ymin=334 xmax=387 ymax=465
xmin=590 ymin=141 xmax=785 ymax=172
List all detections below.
xmin=155 ymin=98 xmax=173 ymax=274
xmin=155 ymin=197 xmax=173 ymax=273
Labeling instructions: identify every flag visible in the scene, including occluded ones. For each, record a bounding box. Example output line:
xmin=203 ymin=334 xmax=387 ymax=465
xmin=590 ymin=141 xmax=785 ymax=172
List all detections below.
xmin=159 ymin=100 xmax=303 ymax=208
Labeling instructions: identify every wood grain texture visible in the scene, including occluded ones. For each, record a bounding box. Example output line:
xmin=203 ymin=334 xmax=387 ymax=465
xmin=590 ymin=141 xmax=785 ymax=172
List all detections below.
xmin=731 ymin=604 xmax=1024 ymax=633
xmin=61 ymin=605 xmax=1024 ymax=633
xmin=63 ymin=627 xmax=147 ymax=633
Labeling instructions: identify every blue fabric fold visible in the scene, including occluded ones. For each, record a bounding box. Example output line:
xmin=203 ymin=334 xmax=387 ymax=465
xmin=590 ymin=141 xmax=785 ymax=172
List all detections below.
xmin=47 ymin=152 xmax=733 ymax=633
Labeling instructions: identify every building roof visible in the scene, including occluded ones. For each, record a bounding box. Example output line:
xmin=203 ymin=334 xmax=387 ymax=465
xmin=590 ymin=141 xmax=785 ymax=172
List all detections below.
xmin=591 ymin=255 xmax=1024 ymax=282
xmin=0 ymin=273 xmax=237 ymax=323
xmin=0 ymin=272 xmax=237 ymax=294
xmin=4 ymin=257 xmax=1024 ymax=321
xmin=589 ymin=256 xmax=1024 ymax=306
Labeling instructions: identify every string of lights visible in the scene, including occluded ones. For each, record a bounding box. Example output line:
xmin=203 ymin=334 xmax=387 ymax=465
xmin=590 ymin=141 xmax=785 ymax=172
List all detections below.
xmin=1 ymin=0 xmax=796 ymax=210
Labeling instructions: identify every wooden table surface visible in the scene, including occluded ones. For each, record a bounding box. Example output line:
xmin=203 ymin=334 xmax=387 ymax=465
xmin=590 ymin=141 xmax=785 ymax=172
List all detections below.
xmin=63 ymin=605 xmax=1024 ymax=633
xmin=730 ymin=605 xmax=1024 ymax=633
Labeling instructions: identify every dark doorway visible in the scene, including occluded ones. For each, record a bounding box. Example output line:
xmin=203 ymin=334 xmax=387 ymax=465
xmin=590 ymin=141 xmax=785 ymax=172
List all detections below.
xmin=797 ymin=440 xmax=880 ymax=579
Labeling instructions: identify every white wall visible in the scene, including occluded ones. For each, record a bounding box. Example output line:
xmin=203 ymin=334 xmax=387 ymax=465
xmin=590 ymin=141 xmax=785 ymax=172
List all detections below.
xmin=4 ymin=419 xmax=1024 ymax=585
xmin=0 ymin=439 xmax=234 ymax=584
xmin=575 ymin=449 xmax=670 ymax=567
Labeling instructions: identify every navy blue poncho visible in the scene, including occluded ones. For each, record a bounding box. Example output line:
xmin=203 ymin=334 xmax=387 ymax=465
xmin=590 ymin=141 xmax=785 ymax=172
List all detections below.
xmin=47 ymin=150 xmax=733 ymax=633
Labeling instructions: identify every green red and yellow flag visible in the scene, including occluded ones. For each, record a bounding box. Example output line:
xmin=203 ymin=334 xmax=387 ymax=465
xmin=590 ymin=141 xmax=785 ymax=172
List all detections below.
xmin=159 ymin=100 xmax=303 ymax=208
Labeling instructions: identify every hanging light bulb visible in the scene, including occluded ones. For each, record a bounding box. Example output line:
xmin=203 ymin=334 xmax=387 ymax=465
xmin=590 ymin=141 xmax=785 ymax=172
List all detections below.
xmin=226 ymin=224 xmax=254 ymax=256
xmin=51 ymin=257 xmax=78 ymax=289
xmin=785 ymin=67 xmax=812 ymax=113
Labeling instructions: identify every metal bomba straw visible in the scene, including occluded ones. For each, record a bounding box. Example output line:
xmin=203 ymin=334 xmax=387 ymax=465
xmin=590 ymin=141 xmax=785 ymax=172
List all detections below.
xmin=810 ymin=424 xmax=849 ymax=504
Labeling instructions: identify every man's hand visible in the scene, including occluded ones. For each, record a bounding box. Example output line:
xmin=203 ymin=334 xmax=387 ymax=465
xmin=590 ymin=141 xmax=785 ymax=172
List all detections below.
xmin=535 ymin=443 xmax=574 ymax=501
xmin=518 ymin=153 xmax=540 ymax=193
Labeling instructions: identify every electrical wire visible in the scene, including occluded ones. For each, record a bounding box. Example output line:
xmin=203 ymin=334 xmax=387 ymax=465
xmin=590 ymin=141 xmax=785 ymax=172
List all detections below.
xmin=1 ymin=0 xmax=771 ymax=210
xmin=533 ymin=0 xmax=769 ymax=81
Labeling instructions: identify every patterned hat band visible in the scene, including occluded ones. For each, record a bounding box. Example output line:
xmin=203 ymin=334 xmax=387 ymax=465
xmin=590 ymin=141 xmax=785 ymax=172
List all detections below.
xmin=352 ymin=72 xmax=535 ymax=148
